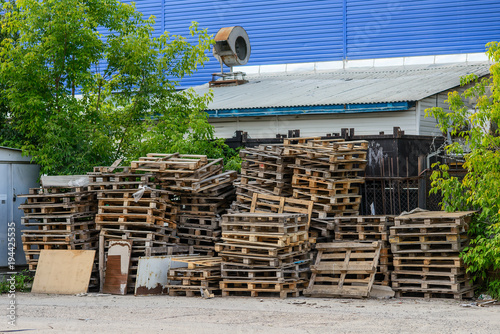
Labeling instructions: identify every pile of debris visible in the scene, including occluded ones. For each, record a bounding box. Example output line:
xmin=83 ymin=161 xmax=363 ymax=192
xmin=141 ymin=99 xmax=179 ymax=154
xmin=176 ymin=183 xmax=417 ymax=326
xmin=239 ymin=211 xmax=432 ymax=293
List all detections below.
xmin=389 ymin=211 xmax=475 ymax=299
xmin=217 ymin=212 xmax=312 ymax=298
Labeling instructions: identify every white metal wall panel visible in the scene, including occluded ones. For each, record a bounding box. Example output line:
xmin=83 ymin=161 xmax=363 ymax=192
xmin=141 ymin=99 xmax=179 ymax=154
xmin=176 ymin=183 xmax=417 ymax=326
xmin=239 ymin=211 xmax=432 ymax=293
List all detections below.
xmin=418 ymin=97 xmax=441 ymax=136
xmin=209 ymin=109 xmax=418 ymax=138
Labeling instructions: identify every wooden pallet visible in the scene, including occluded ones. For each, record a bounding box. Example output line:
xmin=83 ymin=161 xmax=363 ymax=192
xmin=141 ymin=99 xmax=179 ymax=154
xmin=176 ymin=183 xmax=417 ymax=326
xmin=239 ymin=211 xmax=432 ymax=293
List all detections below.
xmin=131 ymin=153 xmax=208 ymax=172
xmin=165 ymin=285 xmax=220 ymax=297
xmin=221 ymin=229 xmax=309 ymax=248
xmin=283 ymin=136 xmax=323 ymax=146
xmin=245 ymin=193 xmax=313 ymax=227
xmin=177 ymin=226 xmax=221 ymax=240
xmin=169 ymin=171 xmax=237 ymax=193
xmin=20 ymin=191 xmax=95 ymax=205
xmin=22 ymin=213 xmax=96 ymax=226
xmin=221 ymin=263 xmax=309 ymax=281
xmin=392 ymin=279 xmax=473 ymax=292
xmin=155 ymin=158 xmax=223 ymax=182
xmin=391 ymin=271 xmax=469 ymax=283
xmin=394 ymin=289 xmax=474 ymax=300
xmin=393 ymin=255 xmax=463 ymax=268
xmin=87 ymin=172 xmax=155 ymax=192
xmin=394 ymin=211 xmax=475 ymax=226
xmin=304 ymin=241 xmax=381 ymax=298
xmin=220 ymin=280 xmax=303 ymax=299
xmin=390 ymin=236 xmax=468 ymax=254
xmin=20 ymin=186 xmax=90 ymax=196
xmin=220 ymin=251 xmax=312 ymax=268
xmin=334 ymin=216 xmax=395 ymax=241
xmin=215 ymin=241 xmax=311 ymax=258
xmin=178 ymin=197 xmax=232 ymax=216
xmin=236 ymin=181 xmax=292 ymax=197
xmin=179 ymin=215 xmax=220 ymax=230
xmin=221 ymin=212 xmax=308 ymax=233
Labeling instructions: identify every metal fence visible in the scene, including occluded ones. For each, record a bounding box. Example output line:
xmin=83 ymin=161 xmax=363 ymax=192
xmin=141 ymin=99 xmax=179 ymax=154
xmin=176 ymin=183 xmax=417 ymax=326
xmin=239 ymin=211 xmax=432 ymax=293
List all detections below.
xmin=360 ymin=168 xmax=467 ymax=216
xmin=360 ymin=177 xmax=420 ymax=215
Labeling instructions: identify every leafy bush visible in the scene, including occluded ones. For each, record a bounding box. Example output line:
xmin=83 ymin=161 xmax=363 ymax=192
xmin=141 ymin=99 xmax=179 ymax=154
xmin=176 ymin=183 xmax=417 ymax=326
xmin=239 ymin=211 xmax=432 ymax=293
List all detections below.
xmin=426 ymin=41 xmax=500 ymax=298
xmin=0 ymin=270 xmax=33 ymax=293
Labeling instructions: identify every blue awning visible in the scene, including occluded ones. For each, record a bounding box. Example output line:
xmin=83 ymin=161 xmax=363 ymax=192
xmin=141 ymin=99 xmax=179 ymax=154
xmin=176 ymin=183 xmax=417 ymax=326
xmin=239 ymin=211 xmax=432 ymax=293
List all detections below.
xmin=207 ymin=102 xmax=414 ymax=118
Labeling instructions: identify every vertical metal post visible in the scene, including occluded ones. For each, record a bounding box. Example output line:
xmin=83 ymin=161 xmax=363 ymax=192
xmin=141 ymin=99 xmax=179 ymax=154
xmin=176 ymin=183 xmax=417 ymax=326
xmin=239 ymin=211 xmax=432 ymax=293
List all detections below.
xmin=418 ymin=155 xmax=427 ymax=209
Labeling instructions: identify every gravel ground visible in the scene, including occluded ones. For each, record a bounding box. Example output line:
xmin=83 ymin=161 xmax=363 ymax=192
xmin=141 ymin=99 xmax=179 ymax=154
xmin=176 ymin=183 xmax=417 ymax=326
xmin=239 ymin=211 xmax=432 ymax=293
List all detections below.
xmin=1 ymin=293 xmax=499 ymax=333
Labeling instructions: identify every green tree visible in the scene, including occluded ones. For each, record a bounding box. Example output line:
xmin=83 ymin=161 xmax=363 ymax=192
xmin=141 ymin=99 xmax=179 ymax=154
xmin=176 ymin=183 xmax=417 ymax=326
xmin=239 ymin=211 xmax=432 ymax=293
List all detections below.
xmin=426 ymin=42 xmax=500 ymax=298
xmin=0 ymin=0 xmax=224 ymax=175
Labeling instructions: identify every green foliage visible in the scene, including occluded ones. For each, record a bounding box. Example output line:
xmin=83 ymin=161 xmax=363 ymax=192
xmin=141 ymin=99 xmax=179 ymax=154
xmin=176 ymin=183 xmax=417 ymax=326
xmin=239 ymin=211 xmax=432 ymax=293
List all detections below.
xmin=0 ymin=270 xmax=33 ymax=293
xmin=0 ymin=0 xmax=227 ymax=175
xmin=425 ymin=41 xmax=500 ymax=298
xmin=223 ymin=146 xmax=243 ymax=172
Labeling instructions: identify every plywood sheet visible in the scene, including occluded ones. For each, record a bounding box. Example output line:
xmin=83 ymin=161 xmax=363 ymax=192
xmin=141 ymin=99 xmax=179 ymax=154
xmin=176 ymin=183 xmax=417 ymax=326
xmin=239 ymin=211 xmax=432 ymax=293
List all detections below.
xmin=102 ymin=240 xmax=132 ymax=295
xmin=32 ymin=250 xmax=96 ymax=294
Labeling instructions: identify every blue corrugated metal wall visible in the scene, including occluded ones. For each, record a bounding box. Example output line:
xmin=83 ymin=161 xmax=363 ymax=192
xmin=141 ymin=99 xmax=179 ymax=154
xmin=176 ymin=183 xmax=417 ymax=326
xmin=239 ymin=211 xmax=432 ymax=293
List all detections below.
xmin=162 ymin=0 xmax=344 ymax=87
xmin=118 ymin=0 xmax=500 ymax=87
xmin=346 ymin=0 xmax=500 ymax=59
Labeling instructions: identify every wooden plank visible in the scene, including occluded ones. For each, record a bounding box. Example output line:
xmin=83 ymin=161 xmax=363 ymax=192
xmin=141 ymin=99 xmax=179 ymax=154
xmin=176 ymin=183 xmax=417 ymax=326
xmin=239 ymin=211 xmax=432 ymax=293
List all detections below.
xmin=40 ymin=175 xmax=90 ymax=187
xmin=32 ymin=250 xmax=95 ymax=294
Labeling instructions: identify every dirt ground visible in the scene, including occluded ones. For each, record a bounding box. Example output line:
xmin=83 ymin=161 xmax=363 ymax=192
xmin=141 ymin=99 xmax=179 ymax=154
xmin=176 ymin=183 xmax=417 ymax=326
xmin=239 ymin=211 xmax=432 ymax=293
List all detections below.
xmin=2 ymin=293 xmax=500 ymax=333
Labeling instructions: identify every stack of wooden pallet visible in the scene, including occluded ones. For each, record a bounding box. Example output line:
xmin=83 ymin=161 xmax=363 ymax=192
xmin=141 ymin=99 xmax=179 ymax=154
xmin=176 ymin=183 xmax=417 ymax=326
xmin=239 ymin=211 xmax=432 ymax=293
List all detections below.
xmin=131 ymin=154 xmax=235 ymax=193
xmin=19 ymin=186 xmax=98 ymax=271
xmin=304 ymin=241 xmax=381 ymax=298
xmin=89 ymin=165 xmax=182 ymax=292
xmin=389 ymin=211 xmax=475 ymax=299
xmin=216 ymin=213 xmax=312 ymax=298
xmin=165 ymin=256 xmax=222 ymax=297
xmin=283 ymin=137 xmax=368 ymax=238
xmin=176 ymin=184 xmax=235 ymax=256
xmin=235 ymin=145 xmax=295 ymax=204
xmin=131 ymin=153 xmax=237 ymax=256
xmin=334 ymin=216 xmax=395 ymax=286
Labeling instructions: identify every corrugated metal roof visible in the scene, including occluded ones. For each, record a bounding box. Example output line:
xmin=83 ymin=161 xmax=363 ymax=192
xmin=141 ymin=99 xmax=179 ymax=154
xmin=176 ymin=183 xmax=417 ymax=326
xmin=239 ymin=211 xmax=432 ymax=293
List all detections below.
xmin=192 ymin=63 xmax=490 ymax=110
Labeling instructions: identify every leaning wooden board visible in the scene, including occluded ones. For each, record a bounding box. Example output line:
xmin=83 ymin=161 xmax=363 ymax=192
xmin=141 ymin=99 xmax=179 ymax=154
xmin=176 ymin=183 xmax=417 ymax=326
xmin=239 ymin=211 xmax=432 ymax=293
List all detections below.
xmin=102 ymin=240 xmax=132 ymax=295
xmin=32 ymin=250 xmax=96 ymax=294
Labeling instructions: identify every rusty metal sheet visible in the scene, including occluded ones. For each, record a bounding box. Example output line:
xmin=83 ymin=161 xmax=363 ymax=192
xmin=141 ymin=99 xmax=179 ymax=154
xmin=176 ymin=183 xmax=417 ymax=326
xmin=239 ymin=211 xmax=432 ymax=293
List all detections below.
xmin=214 ymin=27 xmax=234 ymax=41
xmin=134 ymin=256 xmax=187 ymax=296
xmin=102 ymin=240 xmax=132 ymax=295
